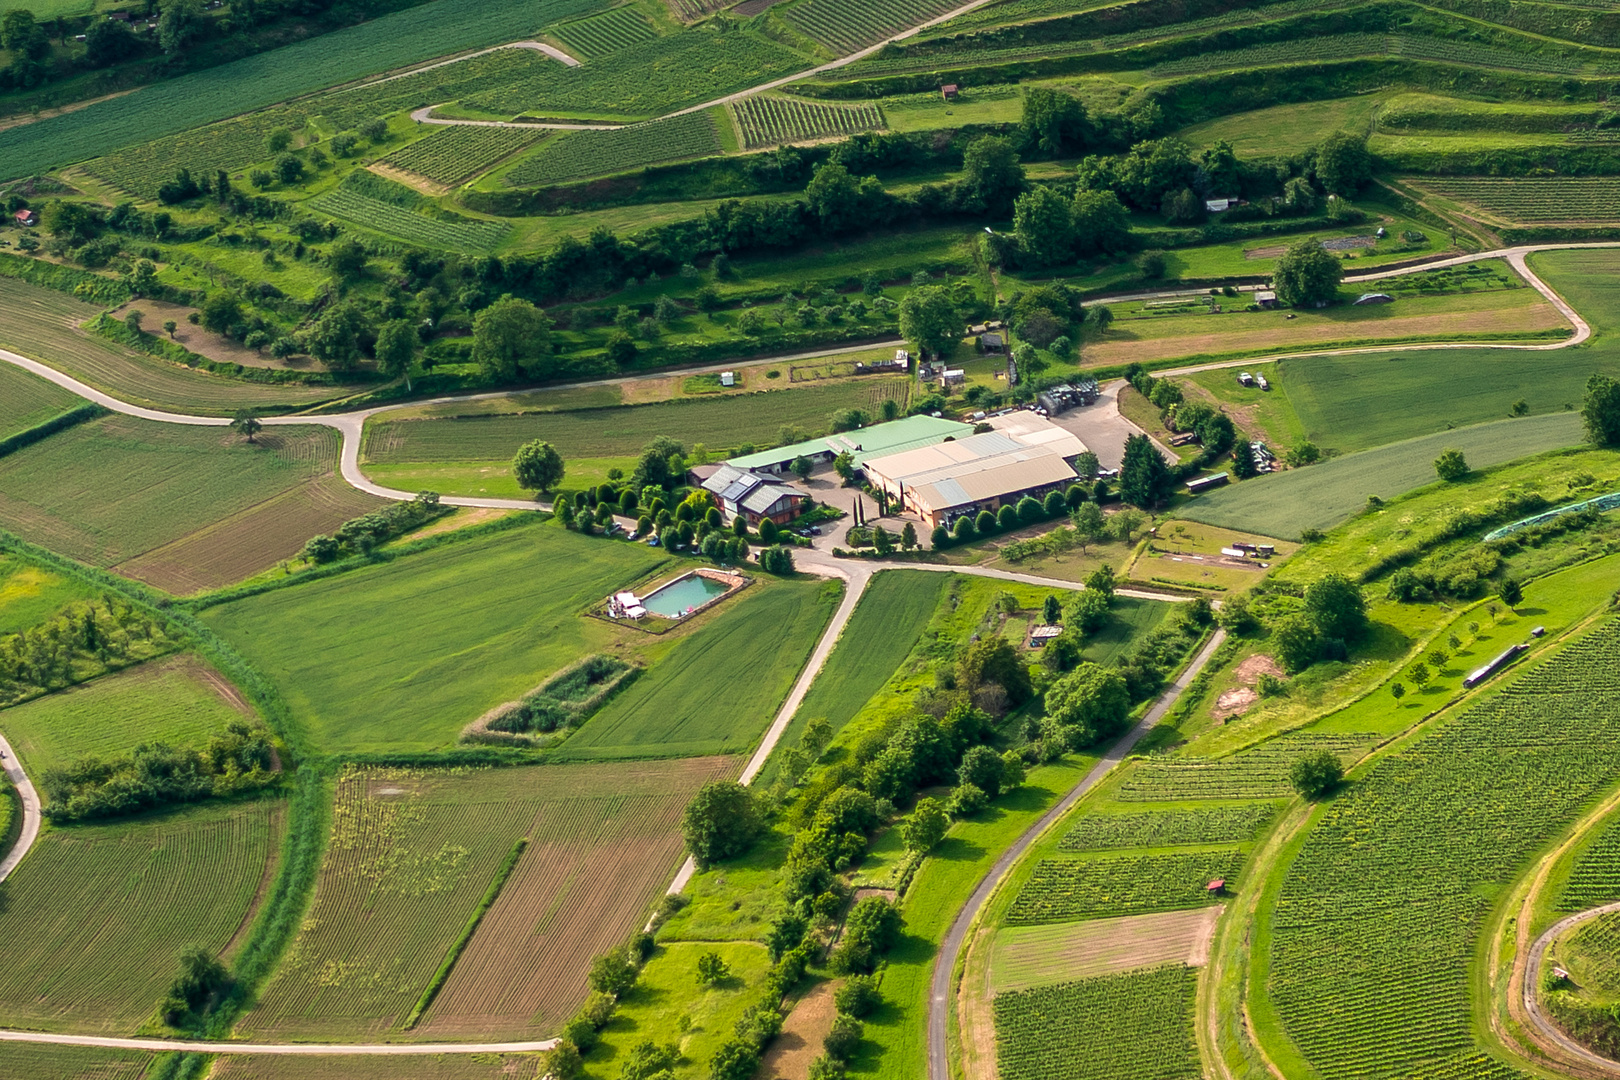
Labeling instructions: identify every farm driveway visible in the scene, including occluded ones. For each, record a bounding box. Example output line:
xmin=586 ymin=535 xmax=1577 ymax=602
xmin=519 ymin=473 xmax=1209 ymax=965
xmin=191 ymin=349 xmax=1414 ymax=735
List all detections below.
xmin=0 ymin=728 xmax=41 ymax=886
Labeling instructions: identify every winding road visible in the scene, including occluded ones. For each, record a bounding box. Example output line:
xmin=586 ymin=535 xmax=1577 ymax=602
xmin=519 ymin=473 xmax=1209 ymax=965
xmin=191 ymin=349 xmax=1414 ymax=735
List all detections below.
xmin=1523 ymin=903 xmax=1620 ymax=1076
xmin=0 ymin=239 xmax=1609 ymax=1060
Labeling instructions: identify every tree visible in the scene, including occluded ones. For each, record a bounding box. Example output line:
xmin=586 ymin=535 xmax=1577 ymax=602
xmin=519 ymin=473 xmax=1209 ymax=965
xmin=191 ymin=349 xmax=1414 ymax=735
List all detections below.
xmin=1020 ymin=86 xmax=1089 ymax=156
xmin=958 ymin=635 xmax=1032 ymax=704
xmin=229 ymin=409 xmax=262 ymax=444
xmin=199 ymin=291 xmax=243 ymax=337
xmin=124 ymin=309 xmax=144 ymax=334
xmin=1390 ymin=681 xmax=1406 ymax=702
xmin=1090 ymin=305 xmax=1114 ymax=334
xmin=1290 ymin=750 xmax=1343 ymax=800
xmin=761 ymin=545 xmax=795 ymax=574
xmin=682 ymin=781 xmax=760 ymax=868
xmin=1434 ymin=448 xmax=1469 ymax=482
xmin=274 ymin=153 xmax=305 ymax=186
xmin=473 ymin=296 xmax=551 ymax=381
xmin=1043 ymin=593 xmax=1062 ymax=625
xmin=539 ymin=1041 xmax=584 ymax=1080
xmin=1045 ymin=662 xmax=1130 ymax=744
xmin=158 ymin=0 xmax=201 ymax=51
xmin=1231 ymin=437 xmax=1257 ymax=479
xmin=1584 ymin=373 xmax=1620 ymax=446
xmin=588 ymin=950 xmax=637 ymax=998
xmin=1 ymin=10 xmax=48 ymax=59
xmin=931 ymin=524 xmax=950 ymax=549
xmin=374 ymin=319 xmax=417 ymax=390
xmin=1273 ymin=614 xmax=1321 ymax=674
xmin=1285 ymin=440 xmax=1321 ymax=467
xmin=1012 ymin=187 xmax=1074 ymax=267
xmin=805 ymin=162 xmax=882 ymax=233
xmin=1499 ymin=577 xmax=1523 ymax=608
xmin=791 ymin=455 xmax=814 ymax=482
xmin=901 ymin=797 xmax=949 ymax=853
xmin=512 ymin=440 xmax=565 ymax=494
xmin=1305 ymin=573 xmax=1367 ymax=643
xmin=1118 ymin=433 xmax=1174 ymax=508
xmin=1070 ymin=189 xmax=1132 ymax=256
xmin=301 ymin=302 xmax=368 ymax=370
xmin=327 ymin=238 xmax=368 ymax=280
xmin=1314 ymin=131 xmax=1372 ymax=196
xmin=163 ymin=319 xmax=178 ymax=338
xmin=898 ymin=285 xmax=960 ymax=357
xmin=1273 ymin=238 xmax=1343 ymax=307
xmin=960 ymin=135 xmax=1025 ymax=213
xmin=696 ymin=951 xmax=731 ymax=986
xmin=85 ymin=17 xmax=138 ymax=66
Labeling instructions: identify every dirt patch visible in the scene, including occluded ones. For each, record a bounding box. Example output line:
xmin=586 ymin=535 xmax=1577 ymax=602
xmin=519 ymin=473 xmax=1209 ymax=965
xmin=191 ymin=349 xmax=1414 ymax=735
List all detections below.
xmin=990 ymin=907 xmax=1225 ymax=992
xmin=958 ymin=925 xmax=1000 ymax=1080
xmin=1215 ymin=654 xmax=1285 ymax=718
xmin=759 ymin=980 xmax=837 ymax=1080
xmin=0 ymin=91 xmax=136 ymax=135
xmin=404 ymin=506 xmax=512 ymax=541
xmin=184 ymin=655 xmax=255 ymax=716
xmin=367 ymin=161 xmax=451 ymax=197
xmin=621 ymin=374 xmax=683 ymax=404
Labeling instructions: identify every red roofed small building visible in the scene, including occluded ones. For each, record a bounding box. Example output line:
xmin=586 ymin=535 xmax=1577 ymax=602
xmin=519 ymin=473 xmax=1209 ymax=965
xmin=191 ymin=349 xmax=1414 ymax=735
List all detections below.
xmin=941 ymin=84 xmax=959 ymax=100
xmin=13 ymin=209 xmax=38 ymax=227
xmin=1207 ymin=878 xmax=1226 ymax=895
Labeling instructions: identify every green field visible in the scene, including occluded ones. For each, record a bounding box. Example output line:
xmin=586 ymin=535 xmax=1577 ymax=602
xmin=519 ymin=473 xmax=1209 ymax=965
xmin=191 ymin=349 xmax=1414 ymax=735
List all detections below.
xmin=211 ymin=1055 xmax=539 ymax=1080
xmin=548 ymin=6 xmax=659 ymax=58
xmin=732 ymin=96 xmax=885 ymax=149
xmin=1178 ymin=95 xmax=1389 ymax=156
xmin=1179 ymin=413 xmax=1588 ymax=540
xmin=554 ymin=577 xmax=840 ymax=761
xmin=0 ymin=0 xmax=613 ymax=180
xmin=361 ymin=377 xmax=909 ymax=467
xmin=308 ymin=188 xmax=511 ymax=252
xmin=200 ymin=523 xmax=668 ymax=754
xmin=0 ymin=1045 xmax=155 ymax=1080
xmin=1057 ymin=805 xmax=1278 ymax=852
xmin=1079 ymin=596 xmax=1175 ymax=667
xmin=503 ymin=111 xmax=723 ymax=186
xmin=245 ymin=760 xmax=728 ymax=1039
xmin=1006 ymin=851 xmax=1245 ymax=924
xmin=0 ymin=654 xmax=251 ymax=777
xmin=0 ymin=553 xmax=98 ymax=636
xmin=758 ymin=569 xmax=947 ymax=781
xmin=1261 ymin=618 xmax=1620 ymax=1079
xmin=0 ymin=278 xmax=348 ymax=415
xmin=383 ymin=126 xmax=542 ymax=186
xmin=0 ymin=798 xmax=281 ymax=1032
xmin=0 ymin=363 xmax=82 ymax=439
xmin=993 ymin=965 xmax=1201 ymax=1080
xmin=780 ymin=0 xmax=961 ymax=53
xmin=0 ymin=414 xmax=343 ymax=570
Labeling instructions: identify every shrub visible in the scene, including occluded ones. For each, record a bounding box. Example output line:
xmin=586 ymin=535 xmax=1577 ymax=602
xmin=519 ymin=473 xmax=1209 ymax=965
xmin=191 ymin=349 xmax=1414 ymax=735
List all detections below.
xmin=1290 ymin=751 xmax=1343 ymax=800
xmin=823 ymin=1014 xmax=864 ymax=1061
xmin=834 ymin=974 xmax=882 ymax=1018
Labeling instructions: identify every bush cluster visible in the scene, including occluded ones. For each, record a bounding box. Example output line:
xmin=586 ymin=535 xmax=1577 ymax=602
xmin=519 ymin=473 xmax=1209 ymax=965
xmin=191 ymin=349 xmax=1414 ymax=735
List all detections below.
xmin=42 ymin=721 xmax=277 ymax=822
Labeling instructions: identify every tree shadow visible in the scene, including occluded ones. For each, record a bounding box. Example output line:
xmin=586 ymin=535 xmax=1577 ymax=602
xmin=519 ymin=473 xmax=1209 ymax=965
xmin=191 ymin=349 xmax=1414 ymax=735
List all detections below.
xmin=1352 ymin=620 xmax=1413 ymax=662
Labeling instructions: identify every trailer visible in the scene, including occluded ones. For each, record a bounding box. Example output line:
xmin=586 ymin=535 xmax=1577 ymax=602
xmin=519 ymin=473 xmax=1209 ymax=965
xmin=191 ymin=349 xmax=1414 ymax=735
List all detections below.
xmin=1186 ymin=472 xmax=1231 ymax=495
xmin=1463 ymin=642 xmax=1530 ymax=688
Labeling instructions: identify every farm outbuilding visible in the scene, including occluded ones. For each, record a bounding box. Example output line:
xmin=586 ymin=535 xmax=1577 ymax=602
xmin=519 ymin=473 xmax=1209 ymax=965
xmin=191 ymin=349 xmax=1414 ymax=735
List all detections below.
xmin=725 ymin=414 xmax=974 ymax=476
xmin=1255 ymin=291 xmax=1279 ymax=309
xmin=12 ymin=209 xmax=37 ymax=226
xmin=697 ymin=464 xmax=812 ymax=526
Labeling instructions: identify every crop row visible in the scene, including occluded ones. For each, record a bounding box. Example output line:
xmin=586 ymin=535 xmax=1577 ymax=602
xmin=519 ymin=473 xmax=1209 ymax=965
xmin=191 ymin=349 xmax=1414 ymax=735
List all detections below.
xmin=780 ymin=0 xmax=962 ymax=54
xmin=464 ymin=31 xmax=807 ymax=120
xmin=1559 ymin=816 xmax=1620 ymax=910
xmin=1006 ymin=851 xmax=1243 ymax=925
xmin=550 ymin=7 xmax=659 ymax=58
xmin=993 ymin=964 xmax=1201 ymax=1080
xmin=1566 ymin=911 xmax=1620 ymax=995
xmin=1267 ymin=618 xmax=1620 ymax=1078
xmin=1118 ymin=734 xmax=1373 ymax=802
xmin=1058 ymin=804 xmax=1277 ymax=852
xmin=504 ymin=111 xmax=722 ymax=186
xmin=733 ymin=96 xmax=883 ymax=149
xmin=84 ymin=107 xmax=308 ymax=198
xmin=307 ymin=188 xmax=510 ymax=252
xmin=1149 ymin=33 xmax=1620 ymax=79
xmin=384 ymin=126 xmax=541 ymax=185
xmin=1422 ymin=178 xmax=1620 ymax=223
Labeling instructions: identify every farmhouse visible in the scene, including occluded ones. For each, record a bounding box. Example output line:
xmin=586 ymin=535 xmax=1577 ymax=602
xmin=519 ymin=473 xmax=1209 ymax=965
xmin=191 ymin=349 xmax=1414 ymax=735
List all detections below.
xmin=726 ymin=414 xmax=974 ymax=475
xmin=693 ymin=463 xmax=812 ymax=526
xmin=862 ymin=413 xmax=1088 ymax=530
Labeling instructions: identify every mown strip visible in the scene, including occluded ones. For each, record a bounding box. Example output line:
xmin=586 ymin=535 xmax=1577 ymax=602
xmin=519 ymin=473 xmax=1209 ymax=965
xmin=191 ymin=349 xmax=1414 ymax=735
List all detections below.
xmin=0 ymin=404 xmax=106 ymax=460
xmin=403 ymin=836 xmax=529 ymax=1029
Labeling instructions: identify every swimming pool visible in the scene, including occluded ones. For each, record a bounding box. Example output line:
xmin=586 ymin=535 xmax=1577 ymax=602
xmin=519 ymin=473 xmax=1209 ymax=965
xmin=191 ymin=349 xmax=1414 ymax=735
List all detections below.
xmin=641 ymin=573 xmax=731 ymax=618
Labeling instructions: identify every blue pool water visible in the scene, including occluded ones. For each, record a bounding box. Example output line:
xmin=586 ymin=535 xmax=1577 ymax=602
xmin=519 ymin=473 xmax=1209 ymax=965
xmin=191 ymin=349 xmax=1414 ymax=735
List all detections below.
xmin=641 ymin=574 xmax=729 ymax=617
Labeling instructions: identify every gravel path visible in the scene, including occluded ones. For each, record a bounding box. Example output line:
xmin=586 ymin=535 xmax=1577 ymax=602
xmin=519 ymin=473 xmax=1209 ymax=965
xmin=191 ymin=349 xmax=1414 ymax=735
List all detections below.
xmin=1522 ymin=902 xmax=1620 ymax=1075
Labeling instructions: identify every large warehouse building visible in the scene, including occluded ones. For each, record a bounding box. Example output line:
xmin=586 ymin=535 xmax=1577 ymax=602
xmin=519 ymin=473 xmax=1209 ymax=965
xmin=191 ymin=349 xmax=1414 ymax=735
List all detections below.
xmin=863 ymin=413 xmax=1088 ymax=530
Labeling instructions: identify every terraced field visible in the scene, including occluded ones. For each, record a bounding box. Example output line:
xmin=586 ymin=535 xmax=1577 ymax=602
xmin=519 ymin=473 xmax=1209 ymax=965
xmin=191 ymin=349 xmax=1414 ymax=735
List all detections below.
xmin=1417 ymin=177 xmax=1620 ymax=225
xmin=382 ymin=127 xmax=542 ymax=186
xmin=504 ymin=111 xmax=723 ymax=186
xmin=780 ymin=0 xmax=962 ymax=53
xmin=994 ymin=966 xmax=1202 ymax=1080
xmin=1117 ymin=735 xmax=1374 ymax=802
xmin=307 ymin=187 xmax=510 ymax=252
xmin=733 ymin=96 xmax=884 ymax=148
xmin=549 ymin=6 xmax=659 ymax=57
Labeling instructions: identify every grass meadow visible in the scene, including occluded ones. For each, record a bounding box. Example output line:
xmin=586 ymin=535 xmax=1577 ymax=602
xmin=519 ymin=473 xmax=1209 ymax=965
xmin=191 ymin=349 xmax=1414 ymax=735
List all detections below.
xmin=0 ymin=415 xmax=344 ymax=572
xmin=753 ymin=570 xmax=948 ymax=785
xmin=0 ymin=552 xmax=98 ymax=635
xmin=200 ymin=523 xmax=668 ymax=754
xmin=555 ymin=577 xmax=842 ymax=761
xmin=0 ymin=362 xmax=81 ymax=437
xmin=0 ymin=798 xmax=282 ymax=1033
xmin=0 ymin=278 xmax=347 ymax=414
xmin=0 ymin=654 xmax=252 ymax=776
xmin=246 ymin=759 xmax=732 ymax=1040
xmin=1178 ymin=413 xmax=1589 ymax=539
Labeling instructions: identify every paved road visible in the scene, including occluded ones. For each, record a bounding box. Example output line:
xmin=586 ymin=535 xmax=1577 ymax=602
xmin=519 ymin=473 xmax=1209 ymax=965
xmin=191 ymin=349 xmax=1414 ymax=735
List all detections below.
xmin=1521 ymin=901 xmax=1620 ymax=1076
xmin=0 ymin=729 xmax=40 ymax=887
xmin=925 ymin=628 xmax=1230 ymax=1080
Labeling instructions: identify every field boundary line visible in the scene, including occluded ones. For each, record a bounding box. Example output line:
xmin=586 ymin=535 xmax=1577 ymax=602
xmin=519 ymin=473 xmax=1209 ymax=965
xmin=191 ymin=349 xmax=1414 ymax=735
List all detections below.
xmin=926 ymin=627 xmax=1229 ymax=1080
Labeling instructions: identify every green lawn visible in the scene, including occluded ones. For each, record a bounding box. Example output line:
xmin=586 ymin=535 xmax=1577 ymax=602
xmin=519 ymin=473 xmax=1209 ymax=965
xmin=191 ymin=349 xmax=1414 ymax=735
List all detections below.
xmin=0 ymin=362 xmax=82 ymax=438
xmin=0 ymin=654 xmax=250 ymax=777
xmin=0 ymin=414 xmax=342 ymax=569
xmin=1081 ymin=597 xmax=1175 ymax=667
xmin=555 ymin=577 xmax=841 ymax=761
xmin=0 ymin=552 xmax=98 ymax=635
xmin=1178 ymin=413 xmax=1590 ymax=540
xmin=1177 ymin=95 xmax=1389 ymax=156
xmin=754 ymin=570 xmax=948 ymax=784
xmin=200 ymin=523 xmax=668 ymax=755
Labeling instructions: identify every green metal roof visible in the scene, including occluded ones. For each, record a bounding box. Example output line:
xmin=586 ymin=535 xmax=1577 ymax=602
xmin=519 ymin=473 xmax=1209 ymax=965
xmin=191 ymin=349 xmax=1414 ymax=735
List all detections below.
xmin=727 ymin=415 xmax=974 ymax=471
